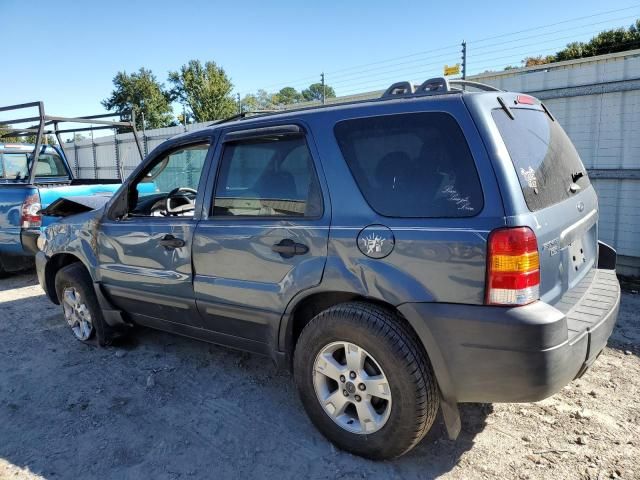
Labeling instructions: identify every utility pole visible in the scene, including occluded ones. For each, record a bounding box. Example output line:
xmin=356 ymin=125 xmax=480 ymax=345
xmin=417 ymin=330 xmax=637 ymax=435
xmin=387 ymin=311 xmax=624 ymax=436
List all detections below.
xmin=141 ymin=111 xmax=148 ymax=156
xmin=321 ymin=72 xmax=326 ymax=105
xmin=237 ymin=93 xmax=241 ymax=114
xmin=182 ymin=104 xmax=187 ymax=132
xmin=461 ymin=41 xmax=467 ymax=80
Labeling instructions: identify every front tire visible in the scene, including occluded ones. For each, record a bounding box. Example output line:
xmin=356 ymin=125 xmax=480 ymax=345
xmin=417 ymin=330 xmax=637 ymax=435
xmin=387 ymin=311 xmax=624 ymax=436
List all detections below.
xmin=294 ymin=302 xmax=439 ymax=460
xmin=54 ymin=263 xmax=113 ymax=346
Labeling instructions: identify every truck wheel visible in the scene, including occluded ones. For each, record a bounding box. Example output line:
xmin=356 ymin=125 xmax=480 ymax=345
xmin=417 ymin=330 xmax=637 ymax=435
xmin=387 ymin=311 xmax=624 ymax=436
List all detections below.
xmin=54 ymin=263 xmax=113 ymax=346
xmin=293 ymin=302 xmax=439 ymax=460
xmin=0 ymin=258 xmax=8 ymax=278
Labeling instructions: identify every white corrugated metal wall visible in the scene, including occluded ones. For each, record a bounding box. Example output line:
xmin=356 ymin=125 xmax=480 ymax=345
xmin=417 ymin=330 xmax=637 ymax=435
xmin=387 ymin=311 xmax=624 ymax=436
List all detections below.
xmin=61 ymin=50 xmax=640 ymax=275
xmin=471 ymin=50 xmax=640 ymax=275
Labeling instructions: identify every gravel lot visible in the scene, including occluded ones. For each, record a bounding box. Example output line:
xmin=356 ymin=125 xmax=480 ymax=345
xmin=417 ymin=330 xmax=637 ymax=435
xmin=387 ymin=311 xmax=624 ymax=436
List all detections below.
xmin=0 ymin=271 xmax=638 ymax=480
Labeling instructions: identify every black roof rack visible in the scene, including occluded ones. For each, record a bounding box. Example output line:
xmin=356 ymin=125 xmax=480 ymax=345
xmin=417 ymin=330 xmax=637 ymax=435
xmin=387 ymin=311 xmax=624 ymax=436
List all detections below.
xmin=0 ymin=101 xmax=144 ymax=181
xmin=198 ymin=78 xmax=503 ymax=129
xmin=381 ymin=77 xmax=501 ymax=98
xmin=210 ymin=110 xmax=279 ymax=126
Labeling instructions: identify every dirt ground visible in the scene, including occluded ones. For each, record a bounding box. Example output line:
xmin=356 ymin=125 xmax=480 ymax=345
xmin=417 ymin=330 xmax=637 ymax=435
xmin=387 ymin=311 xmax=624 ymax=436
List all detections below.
xmin=0 ymin=271 xmax=638 ymax=480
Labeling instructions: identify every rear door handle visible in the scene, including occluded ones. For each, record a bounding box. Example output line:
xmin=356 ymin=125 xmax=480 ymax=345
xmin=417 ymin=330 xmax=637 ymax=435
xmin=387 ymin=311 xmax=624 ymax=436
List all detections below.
xmin=159 ymin=234 xmax=185 ymax=249
xmin=272 ymin=239 xmax=309 ymax=258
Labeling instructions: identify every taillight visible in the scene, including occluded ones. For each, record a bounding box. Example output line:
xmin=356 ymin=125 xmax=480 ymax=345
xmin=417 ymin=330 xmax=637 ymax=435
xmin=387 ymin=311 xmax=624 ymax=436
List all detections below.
xmin=486 ymin=227 xmax=540 ymax=306
xmin=21 ymin=192 xmax=42 ymax=228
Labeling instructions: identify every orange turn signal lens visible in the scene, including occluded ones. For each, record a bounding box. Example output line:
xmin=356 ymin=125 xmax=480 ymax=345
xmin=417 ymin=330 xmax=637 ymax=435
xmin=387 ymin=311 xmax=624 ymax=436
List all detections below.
xmin=490 ymin=252 xmax=539 ymax=273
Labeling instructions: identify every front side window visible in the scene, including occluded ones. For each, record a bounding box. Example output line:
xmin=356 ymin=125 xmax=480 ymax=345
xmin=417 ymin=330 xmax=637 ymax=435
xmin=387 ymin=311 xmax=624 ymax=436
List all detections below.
xmin=213 ymin=135 xmax=322 ymax=217
xmin=334 ymin=112 xmax=484 ymax=218
xmin=130 ymin=143 xmax=209 ymax=217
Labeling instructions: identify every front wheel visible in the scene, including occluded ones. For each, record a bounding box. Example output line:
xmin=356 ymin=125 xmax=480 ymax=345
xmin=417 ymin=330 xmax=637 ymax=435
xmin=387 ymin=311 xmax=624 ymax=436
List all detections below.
xmin=54 ymin=263 xmax=113 ymax=346
xmin=294 ymin=302 xmax=439 ymax=460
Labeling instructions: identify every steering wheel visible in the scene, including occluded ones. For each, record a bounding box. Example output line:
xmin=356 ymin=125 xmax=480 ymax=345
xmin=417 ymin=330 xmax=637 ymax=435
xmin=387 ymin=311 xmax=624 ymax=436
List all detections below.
xmin=165 ymin=187 xmax=197 ymax=215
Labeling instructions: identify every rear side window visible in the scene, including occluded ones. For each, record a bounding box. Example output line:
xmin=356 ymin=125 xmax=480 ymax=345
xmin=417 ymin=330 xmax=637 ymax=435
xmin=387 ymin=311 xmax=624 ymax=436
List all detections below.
xmin=213 ymin=136 xmax=323 ymax=217
xmin=334 ymin=112 xmax=483 ymax=217
xmin=492 ymin=108 xmax=590 ymax=212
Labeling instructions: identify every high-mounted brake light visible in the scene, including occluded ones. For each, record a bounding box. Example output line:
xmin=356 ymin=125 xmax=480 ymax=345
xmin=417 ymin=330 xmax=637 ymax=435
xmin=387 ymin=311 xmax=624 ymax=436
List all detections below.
xmin=486 ymin=227 xmax=540 ymax=306
xmin=21 ymin=192 xmax=42 ymax=228
xmin=515 ymin=95 xmax=535 ymax=105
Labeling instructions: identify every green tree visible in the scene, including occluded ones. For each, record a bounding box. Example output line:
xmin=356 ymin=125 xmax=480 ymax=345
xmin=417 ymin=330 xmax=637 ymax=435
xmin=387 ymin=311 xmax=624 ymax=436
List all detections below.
xmin=521 ymin=19 xmax=640 ymax=66
xmin=241 ymin=89 xmax=277 ymax=112
xmin=524 ymin=55 xmax=555 ymax=67
xmin=168 ymin=60 xmax=236 ymax=122
xmin=302 ymin=82 xmax=336 ymax=102
xmin=274 ymin=86 xmax=303 ymax=105
xmin=102 ymin=68 xmax=173 ymax=129
xmin=0 ymin=126 xmax=21 ymax=143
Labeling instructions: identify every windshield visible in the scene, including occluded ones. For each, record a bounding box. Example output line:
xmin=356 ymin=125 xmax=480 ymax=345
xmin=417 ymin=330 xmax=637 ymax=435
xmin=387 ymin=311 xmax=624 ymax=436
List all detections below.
xmin=0 ymin=150 xmax=68 ymax=180
xmin=492 ymin=108 xmax=591 ymax=211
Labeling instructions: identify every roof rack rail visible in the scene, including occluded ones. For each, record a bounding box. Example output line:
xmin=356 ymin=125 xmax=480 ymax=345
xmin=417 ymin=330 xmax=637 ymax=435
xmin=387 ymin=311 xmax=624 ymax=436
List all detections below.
xmin=210 ymin=110 xmax=278 ymax=126
xmin=381 ymin=77 xmax=501 ymax=99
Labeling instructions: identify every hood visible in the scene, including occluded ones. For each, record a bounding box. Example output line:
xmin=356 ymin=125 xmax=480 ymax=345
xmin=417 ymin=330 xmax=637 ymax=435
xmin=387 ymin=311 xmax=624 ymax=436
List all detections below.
xmin=40 ymin=194 xmax=112 ymax=217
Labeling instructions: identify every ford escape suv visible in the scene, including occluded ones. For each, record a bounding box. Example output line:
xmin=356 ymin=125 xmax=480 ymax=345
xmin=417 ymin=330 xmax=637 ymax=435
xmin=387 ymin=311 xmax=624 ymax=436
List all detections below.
xmin=36 ymin=78 xmax=621 ymax=460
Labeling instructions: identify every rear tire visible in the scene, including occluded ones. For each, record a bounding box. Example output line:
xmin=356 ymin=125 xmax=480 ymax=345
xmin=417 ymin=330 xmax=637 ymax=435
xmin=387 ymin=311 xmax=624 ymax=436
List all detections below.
xmin=54 ymin=262 xmax=113 ymax=346
xmin=294 ymin=302 xmax=439 ymax=460
xmin=0 ymin=258 xmax=8 ymax=278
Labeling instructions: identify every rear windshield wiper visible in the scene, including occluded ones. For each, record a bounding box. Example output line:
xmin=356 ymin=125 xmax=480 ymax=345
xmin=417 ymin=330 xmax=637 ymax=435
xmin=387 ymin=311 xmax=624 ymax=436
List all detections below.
xmin=569 ymin=170 xmax=584 ymax=193
xmin=571 ymin=170 xmax=584 ymax=183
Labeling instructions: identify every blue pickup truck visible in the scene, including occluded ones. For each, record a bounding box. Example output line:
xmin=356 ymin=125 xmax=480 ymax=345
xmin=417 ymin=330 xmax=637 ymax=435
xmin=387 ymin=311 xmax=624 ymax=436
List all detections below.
xmin=0 ymin=101 xmax=146 ymax=276
xmin=0 ymin=143 xmax=122 ymax=275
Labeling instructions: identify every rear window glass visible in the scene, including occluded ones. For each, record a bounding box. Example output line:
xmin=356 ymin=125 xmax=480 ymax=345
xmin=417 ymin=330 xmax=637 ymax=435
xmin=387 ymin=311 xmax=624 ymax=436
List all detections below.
xmin=334 ymin=112 xmax=483 ymax=217
xmin=492 ymin=108 xmax=590 ymax=212
xmin=0 ymin=151 xmax=67 ymax=180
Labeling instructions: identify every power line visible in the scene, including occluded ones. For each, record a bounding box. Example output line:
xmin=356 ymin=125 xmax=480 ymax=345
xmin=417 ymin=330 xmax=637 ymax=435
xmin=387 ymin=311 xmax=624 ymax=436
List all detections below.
xmin=252 ymin=4 xmax=640 ymax=96
xmin=472 ymin=40 xmax=640 ymax=74
xmin=470 ymin=3 xmax=640 ymax=44
xmin=327 ymin=48 xmax=460 ymax=82
xmin=470 ymin=13 xmax=640 ymax=58
xmin=329 ymin=51 xmax=462 ymax=87
xmin=330 ymin=15 xmax=640 ymax=90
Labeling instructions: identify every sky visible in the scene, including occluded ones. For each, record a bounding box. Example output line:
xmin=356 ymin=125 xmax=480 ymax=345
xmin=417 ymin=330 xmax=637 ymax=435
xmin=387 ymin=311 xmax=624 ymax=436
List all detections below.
xmin=1 ymin=0 xmax=640 ymax=120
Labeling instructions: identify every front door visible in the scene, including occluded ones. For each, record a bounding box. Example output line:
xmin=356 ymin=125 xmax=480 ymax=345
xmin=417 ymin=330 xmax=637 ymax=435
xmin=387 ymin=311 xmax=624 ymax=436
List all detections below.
xmin=98 ymin=141 xmax=211 ymax=327
xmin=192 ymin=126 xmax=330 ymax=352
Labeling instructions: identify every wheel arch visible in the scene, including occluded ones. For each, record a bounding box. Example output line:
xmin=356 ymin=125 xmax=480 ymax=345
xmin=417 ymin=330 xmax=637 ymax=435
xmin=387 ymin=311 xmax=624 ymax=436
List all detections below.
xmin=280 ymin=289 xmax=461 ymax=438
xmin=280 ymin=290 xmax=428 ymax=365
xmin=44 ymin=253 xmax=89 ymax=304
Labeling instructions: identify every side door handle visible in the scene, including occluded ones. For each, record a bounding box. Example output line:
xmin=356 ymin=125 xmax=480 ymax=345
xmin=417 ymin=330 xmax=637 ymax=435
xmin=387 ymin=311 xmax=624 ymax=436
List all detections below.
xmin=159 ymin=234 xmax=186 ymax=249
xmin=272 ymin=238 xmax=309 ymax=258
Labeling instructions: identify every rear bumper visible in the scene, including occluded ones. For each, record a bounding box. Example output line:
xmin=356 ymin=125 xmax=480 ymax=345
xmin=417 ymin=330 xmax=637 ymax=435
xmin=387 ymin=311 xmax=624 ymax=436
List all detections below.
xmin=398 ymin=268 xmax=620 ymax=403
xmin=35 ymin=251 xmax=52 ymax=300
xmin=21 ymin=228 xmax=40 ymax=255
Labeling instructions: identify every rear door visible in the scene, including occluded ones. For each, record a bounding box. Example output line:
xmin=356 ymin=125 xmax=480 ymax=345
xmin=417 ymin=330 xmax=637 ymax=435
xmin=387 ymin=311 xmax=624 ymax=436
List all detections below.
xmin=491 ymin=102 xmax=598 ymax=304
xmin=192 ymin=124 xmax=330 ymax=353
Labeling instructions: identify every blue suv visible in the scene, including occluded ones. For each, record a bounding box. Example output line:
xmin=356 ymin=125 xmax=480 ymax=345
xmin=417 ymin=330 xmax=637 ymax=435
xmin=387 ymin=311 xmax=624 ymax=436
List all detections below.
xmin=36 ymin=78 xmax=621 ymax=459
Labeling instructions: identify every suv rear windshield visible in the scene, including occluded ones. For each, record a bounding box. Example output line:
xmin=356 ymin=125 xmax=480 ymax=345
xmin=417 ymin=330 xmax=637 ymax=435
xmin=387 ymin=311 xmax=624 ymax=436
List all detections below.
xmin=492 ymin=107 xmax=590 ymax=212
xmin=334 ymin=112 xmax=483 ymax=218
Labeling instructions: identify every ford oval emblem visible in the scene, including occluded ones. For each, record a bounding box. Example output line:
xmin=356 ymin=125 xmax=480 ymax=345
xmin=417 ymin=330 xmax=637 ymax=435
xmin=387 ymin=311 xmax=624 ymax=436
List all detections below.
xmin=577 ymin=201 xmax=585 ymax=213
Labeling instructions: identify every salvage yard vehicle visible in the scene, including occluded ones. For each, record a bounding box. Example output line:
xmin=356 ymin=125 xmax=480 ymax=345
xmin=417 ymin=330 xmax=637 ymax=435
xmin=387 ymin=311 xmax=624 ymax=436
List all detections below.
xmin=36 ymin=78 xmax=621 ymax=460
xmin=0 ymin=102 xmax=144 ymax=276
